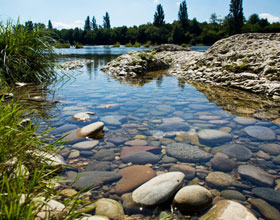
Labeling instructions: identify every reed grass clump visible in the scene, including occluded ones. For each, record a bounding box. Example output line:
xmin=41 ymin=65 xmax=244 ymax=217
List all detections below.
xmin=0 ymin=20 xmax=57 ymax=84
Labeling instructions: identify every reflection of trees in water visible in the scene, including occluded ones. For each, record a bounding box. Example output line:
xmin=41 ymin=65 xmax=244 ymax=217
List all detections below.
xmin=188 ymin=81 xmax=280 ymax=120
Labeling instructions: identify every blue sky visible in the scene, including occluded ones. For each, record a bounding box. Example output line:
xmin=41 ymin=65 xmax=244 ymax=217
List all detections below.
xmin=1 ymin=0 xmax=279 ymax=29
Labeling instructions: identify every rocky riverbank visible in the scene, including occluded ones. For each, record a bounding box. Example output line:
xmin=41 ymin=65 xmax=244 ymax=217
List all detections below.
xmin=102 ymin=33 xmax=280 ymax=98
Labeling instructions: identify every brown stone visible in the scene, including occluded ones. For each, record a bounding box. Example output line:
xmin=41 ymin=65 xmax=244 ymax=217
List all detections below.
xmin=120 ymin=146 xmax=161 ymax=159
xmin=114 ymin=165 xmax=156 ymax=195
xmin=169 ymin=164 xmax=195 ymax=180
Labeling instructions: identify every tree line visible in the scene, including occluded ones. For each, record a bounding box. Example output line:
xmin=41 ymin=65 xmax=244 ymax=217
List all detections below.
xmin=31 ymin=0 xmax=280 ymax=46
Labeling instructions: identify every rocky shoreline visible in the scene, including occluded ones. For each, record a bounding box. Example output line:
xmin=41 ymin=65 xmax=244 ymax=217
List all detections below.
xmin=102 ymin=33 xmax=280 ymax=98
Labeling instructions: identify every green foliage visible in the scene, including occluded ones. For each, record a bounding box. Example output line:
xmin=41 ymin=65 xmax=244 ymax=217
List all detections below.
xmin=153 ymin=4 xmax=165 ymax=27
xmin=53 ymin=41 xmax=71 ymax=48
xmin=228 ymin=0 xmax=244 ymax=34
xmin=84 ymin=16 xmax=91 ymax=31
xmin=138 ymin=52 xmax=154 ymax=61
xmin=133 ymin=42 xmax=141 ymax=47
xmin=143 ymin=41 xmax=152 ymax=47
xmin=113 ymin=42 xmax=121 ymax=47
xmin=47 ymin=20 xmax=53 ymax=30
xmin=92 ymin=16 xmax=97 ymax=30
xmin=125 ymin=42 xmax=133 ymax=47
xmin=103 ymin=12 xmax=111 ymax=29
xmin=74 ymin=42 xmax=83 ymax=48
xmin=178 ymin=0 xmax=188 ymax=29
xmin=0 ymin=20 xmax=57 ymax=84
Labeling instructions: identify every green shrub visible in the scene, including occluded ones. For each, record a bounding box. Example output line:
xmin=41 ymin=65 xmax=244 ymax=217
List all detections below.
xmin=143 ymin=41 xmax=152 ymax=47
xmin=133 ymin=42 xmax=141 ymax=47
xmin=0 ymin=20 xmax=57 ymax=84
xmin=54 ymin=41 xmax=71 ymax=48
xmin=74 ymin=42 xmax=83 ymax=49
xmin=113 ymin=42 xmax=121 ymax=47
xmin=125 ymin=42 xmax=133 ymax=47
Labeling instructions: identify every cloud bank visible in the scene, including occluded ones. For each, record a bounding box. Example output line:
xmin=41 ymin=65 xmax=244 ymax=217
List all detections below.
xmin=259 ymin=13 xmax=280 ymax=23
xmin=53 ymin=20 xmax=84 ymax=30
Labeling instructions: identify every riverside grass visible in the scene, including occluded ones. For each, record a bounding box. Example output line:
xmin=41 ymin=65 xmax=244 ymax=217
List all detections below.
xmin=0 ymin=20 xmax=56 ymax=84
xmin=0 ymin=98 xmax=94 ymax=219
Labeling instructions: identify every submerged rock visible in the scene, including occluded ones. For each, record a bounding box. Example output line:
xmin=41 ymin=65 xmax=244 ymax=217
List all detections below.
xmin=244 ymin=126 xmax=276 ymax=141
xmin=238 ymin=165 xmax=274 ymax=187
xmin=114 ymin=165 xmax=156 ymax=195
xmin=132 ymin=172 xmax=185 ymax=206
xmin=94 ymin=198 xmax=124 ymax=220
xmin=199 ymin=200 xmax=257 ymax=220
xmin=198 ymin=129 xmax=232 ymax=146
xmin=173 ymin=185 xmax=213 ymax=213
xmin=166 ymin=143 xmax=213 ymax=162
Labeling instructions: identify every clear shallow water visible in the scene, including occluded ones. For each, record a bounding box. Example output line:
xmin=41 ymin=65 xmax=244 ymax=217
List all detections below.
xmin=15 ymin=46 xmax=280 ymax=218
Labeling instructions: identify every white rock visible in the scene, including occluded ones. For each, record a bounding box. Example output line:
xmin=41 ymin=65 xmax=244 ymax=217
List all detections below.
xmin=73 ymin=112 xmax=95 ymax=122
xmin=78 ymin=122 xmax=104 ymax=137
xmin=173 ymin=185 xmax=213 ymax=212
xmin=132 ymin=172 xmax=185 ymax=206
xmin=199 ymin=200 xmax=257 ymax=220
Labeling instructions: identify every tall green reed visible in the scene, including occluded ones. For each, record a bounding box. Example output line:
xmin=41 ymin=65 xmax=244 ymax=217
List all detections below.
xmin=0 ymin=20 xmax=56 ymax=84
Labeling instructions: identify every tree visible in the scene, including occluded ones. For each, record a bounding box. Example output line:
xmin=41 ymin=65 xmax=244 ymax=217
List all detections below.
xmin=25 ymin=21 xmax=34 ymax=32
xmin=92 ymin=16 xmax=97 ymax=30
xmin=84 ymin=16 xmax=91 ymax=31
xmin=209 ymin=13 xmax=218 ymax=24
xmin=248 ymin=14 xmax=260 ymax=24
xmin=153 ymin=4 xmax=165 ymax=27
xmin=228 ymin=0 xmax=244 ymax=34
xmin=48 ymin=20 xmax=53 ymax=29
xmin=178 ymin=0 xmax=188 ymax=29
xmin=103 ymin=12 xmax=111 ymax=29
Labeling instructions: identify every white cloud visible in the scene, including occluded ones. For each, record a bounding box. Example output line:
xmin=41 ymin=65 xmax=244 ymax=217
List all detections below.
xmin=154 ymin=0 xmax=159 ymax=3
xmin=52 ymin=20 xmax=84 ymax=30
xmin=259 ymin=13 xmax=280 ymax=23
xmin=176 ymin=2 xmax=180 ymax=6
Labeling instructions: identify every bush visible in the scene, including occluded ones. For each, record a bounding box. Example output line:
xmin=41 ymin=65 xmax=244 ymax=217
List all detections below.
xmin=113 ymin=42 xmax=121 ymax=47
xmin=54 ymin=41 xmax=71 ymax=48
xmin=143 ymin=41 xmax=152 ymax=47
xmin=125 ymin=42 xmax=133 ymax=47
xmin=74 ymin=42 xmax=83 ymax=49
xmin=133 ymin=42 xmax=141 ymax=47
xmin=0 ymin=20 xmax=57 ymax=84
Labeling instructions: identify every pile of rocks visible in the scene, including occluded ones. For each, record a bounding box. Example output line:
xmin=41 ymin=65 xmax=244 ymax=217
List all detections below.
xmin=177 ymin=33 xmax=280 ymax=98
xmin=60 ymin=59 xmax=92 ymax=70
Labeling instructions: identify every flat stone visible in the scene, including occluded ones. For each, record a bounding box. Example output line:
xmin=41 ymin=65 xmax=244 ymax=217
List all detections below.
xmin=206 ymin=171 xmax=234 ymax=188
xmin=173 ymin=185 xmax=213 ymax=213
xmin=124 ymin=139 xmax=147 ymax=146
xmin=73 ymin=171 xmax=122 ymax=190
xmin=94 ymin=198 xmax=124 ymax=219
xmin=68 ymin=150 xmax=80 ymax=159
xmin=51 ymin=124 xmax=79 ymax=135
xmin=221 ymin=190 xmax=246 ymax=201
xmin=218 ymin=144 xmax=252 ymax=161
xmin=94 ymin=149 xmax=115 ymax=161
xmin=199 ymin=200 xmax=257 ymax=220
xmin=259 ymin=143 xmax=280 ymax=155
xmin=72 ymin=112 xmax=95 ymax=122
xmin=238 ymin=165 xmax=274 ymax=187
xmin=108 ymin=137 xmax=127 ymax=144
xmin=101 ymin=115 xmax=125 ymax=126
xmin=85 ymin=161 xmax=112 ymax=171
xmin=249 ymin=198 xmax=280 ymax=220
xmin=169 ymin=164 xmax=195 ymax=180
xmin=210 ymin=153 xmax=236 ymax=171
xmin=120 ymin=146 xmax=161 ymax=159
xmin=114 ymin=165 xmax=156 ymax=195
xmin=199 ymin=115 xmax=221 ymax=120
xmin=252 ymin=187 xmax=280 ymax=205
xmin=198 ymin=129 xmax=232 ymax=146
xmin=233 ymin=117 xmax=257 ymax=125
xmin=244 ymin=126 xmax=276 ymax=141
xmin=122 ymin=151 xmax=160 ymax=164
xmin=162 ymin=117 xmax=184 ymax=123
xmin=157 ymin=122 xmax=190 ymax=132
xmin=72 ymin=140 xmax=99 ymax=150
xmin=166 ymin=143 xmax=213 ymax=162
xmin=60 ymin=188 xmax=78 ymax=197
xmin=132 ymin=172 xmax=185 ymax=206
